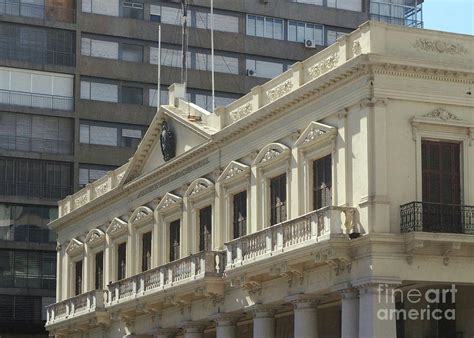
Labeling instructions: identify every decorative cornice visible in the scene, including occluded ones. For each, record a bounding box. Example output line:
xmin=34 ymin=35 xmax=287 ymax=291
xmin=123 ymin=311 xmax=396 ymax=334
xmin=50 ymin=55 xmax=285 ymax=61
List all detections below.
xmin=65 ymin=238 xmax=84 ymax=256
xmin=106 ymin=217 xmax=128 ymax=238
xmin=254 ymin=143 xmax=290 ymax=167
xmin=229 ymin=102 xmax=253 ymax=122
xmin=308 ymin=52 xmax=339 ymax=79
xmin=129 ymin=206 xmax=153 ymax=225
xmin=217 ymin=161 xmax=250 ymax=184
xmin=185 ymin=178 xmax=214 ymax=199
xmin=266 ymin=79 xmax=294 ymax=102
xmin=156 ymin=193 xmax=183 ymax=213
xmin=412 ymin=37 xmax=468 ymax=55
xmin=423 ymin=108 xmax=460 ymax=121
xmin=294 ymin=121 xmax=337 ymax=148
xmin=85 ymin=228 xmax=105 ymax=247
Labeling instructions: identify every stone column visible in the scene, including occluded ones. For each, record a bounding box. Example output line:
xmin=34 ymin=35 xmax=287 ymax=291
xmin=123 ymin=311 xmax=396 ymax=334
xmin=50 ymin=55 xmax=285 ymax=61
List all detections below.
xmin=212 ymin=313 xmax=241 ymax=338
xmin=252 ymin=307 xmax=275 ymax=338
xmin=340 ymin=288 xmax=359 ymax=338
xmin=286 ymin=294 xmax=319 ymax=338
xmin=358 ymin=283 xmax=398 ymax=338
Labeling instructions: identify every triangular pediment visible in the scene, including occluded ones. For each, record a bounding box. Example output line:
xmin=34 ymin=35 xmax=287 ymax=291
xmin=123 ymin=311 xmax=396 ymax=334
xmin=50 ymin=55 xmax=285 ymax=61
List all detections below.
xmin=156 ymin=192 xmax=183 ymax=213
xmin=217 ymin=161 xmax=250 ymax=184
xmin=66 ymin=238 xmax=84 ymax=256
xmin=254 ymin=143 xmax=290 ymax=167
xmin=85 ymin=228 xmax=105 ymax=247
xmin=294 ymin=121 xmax=337 ymax=148
xmin=130 ymin=206 xmax=153 ymax=225
xmin=106 ymin=217 xmax=128 ymax=238
xmin=185 ymin=178 xmax=214 ymax=199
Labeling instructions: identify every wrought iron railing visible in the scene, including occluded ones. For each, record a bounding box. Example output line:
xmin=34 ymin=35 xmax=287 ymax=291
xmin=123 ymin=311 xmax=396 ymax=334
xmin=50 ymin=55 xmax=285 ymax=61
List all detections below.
xmin=400 ymin=201 xmax=474 ymax=234
xmin=0 ymin=135 xmax=73 ymax=155
xmin=0 ymin=46 xmax=75 ymax=67
xmin=0 ymin=226 xmax=56 ymax=243
xmin=0 ymin=89 xmax=73 ymax=111
xmin=0 ymin=1 xmax=76 ymax=23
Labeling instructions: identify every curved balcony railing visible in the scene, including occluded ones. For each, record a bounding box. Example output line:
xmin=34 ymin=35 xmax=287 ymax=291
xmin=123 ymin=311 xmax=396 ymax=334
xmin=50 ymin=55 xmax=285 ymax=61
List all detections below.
xmin=0 ymin=1 xmax=76 ymax=23
xmin=400 ymin=201 xmax=474 ymax=234
xmin=0 ymin=89 xmax=73 ymax=111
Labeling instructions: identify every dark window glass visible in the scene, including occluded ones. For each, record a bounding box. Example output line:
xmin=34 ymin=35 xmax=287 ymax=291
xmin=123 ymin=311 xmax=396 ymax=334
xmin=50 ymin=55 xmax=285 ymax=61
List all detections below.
xmin=75 ymin=260 xmax=82 ymax=295
xmin=78 ymin=164 xmax=117 ymax=188
xmin=313 ymin=155 xmax=332 ymax=210
xmin=95 ymin=251 xmax=104 ymax=289
xmin=169 ymin=220 xmax=180 ymax=262
xmin=270 ymin=174 xmax=287 ymax=225
xmin=199 ymin=206 xmax=212 ymax=251
xmin=117 ymin=242 xmax=126 ymax=280
xmin=120 ymin=43 xmax=143 ymax=62
xmin=121 ymin=86 xmax=143 ymax=105
xmin=233 ymin=191 xmax=247 ymax=239
xmin=122 ymin=1 xmax=144 ymax=19
xmin=142 ymin=232 xmax=152 ymax=271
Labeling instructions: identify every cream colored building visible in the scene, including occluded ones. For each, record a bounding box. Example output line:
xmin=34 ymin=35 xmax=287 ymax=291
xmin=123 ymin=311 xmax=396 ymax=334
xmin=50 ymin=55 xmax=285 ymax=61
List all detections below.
xmin=46 ymin=21 xmax=474 ymax=338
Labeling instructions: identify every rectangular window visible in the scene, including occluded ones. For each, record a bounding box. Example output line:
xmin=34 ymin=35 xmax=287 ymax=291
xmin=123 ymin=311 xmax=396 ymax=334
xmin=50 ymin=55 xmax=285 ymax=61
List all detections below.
xmin=122 ymin=1 xmax=144 ymax=19
xmin=233 ymin=191 xmax=247 ymax=239
xmin=82 ymin=0 xmax=120 ymax=16
xmin=169 ymin=220 xmax=180 ymax=262
xmin=199 ymin=206 xmax=212 ymax=251
xmin=288 ymin=20 xmax=324 ymax=45
xmin=117 ymin=242 xmax=126 ymax=280
xmin=121 ymin=86 xmax=143 ymax=105
xmin=79 ymin=164 xmax=116 ymax=187
xmin=313 ymin=155 xmax=332 ymax=210
xmin=74 ymin=260 xmax=83 ymax=295
xmin=120 ymin=43 xmax=143 ymax=62
xmin=80 ymin=120 xmax=144 ymax=148
xmin=326 ymin=29 xmax=346 ymax=46
xmin=270 ymin=174 xmax=287 ymax=225
xmin=141 ymin=232 xmax=152 ymax=271
xmin=246 ymin=59 xmax=286 ymax=79
xmin=95 ymin=251 xmax=104 ymax=289
xmin=246 ymin=15 xmax=284 ymax=40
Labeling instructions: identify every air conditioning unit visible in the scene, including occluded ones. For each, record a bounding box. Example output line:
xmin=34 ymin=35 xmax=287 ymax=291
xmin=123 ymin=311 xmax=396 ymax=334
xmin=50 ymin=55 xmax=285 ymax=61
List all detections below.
xmin=304 ymin=39 xmax=316 ymax=49
xmin=246 ymin=69 xmax=257 ymax=77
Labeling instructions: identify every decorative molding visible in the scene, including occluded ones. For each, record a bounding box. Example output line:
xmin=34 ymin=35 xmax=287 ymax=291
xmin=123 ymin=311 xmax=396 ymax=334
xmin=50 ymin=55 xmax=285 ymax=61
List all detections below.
xmin=294 ymin=121 xmax=337 ymax=148
xmin=106 ymin=217 xmax=128 ymax=238
xmin=254 ymin=143 xmax=290 ymax=167
xmin=95 ymin=181 xmax=110 ymax=197
xmin=229 ymin=102 xmax=253 ymax=122
xmin=129 ymin=206 xmax=153 ymax=225
xmin=412 ymin=37 xmax=468 ymax=55
xmin=74 ymin=193 xmax=89 ymax=208
xmin=185 ymin=178 xmax=214 ymax=199
xmin=308 ymin=52 xmax=339 ymax=79
xmin=85 ymin=229 xmax=105 ymax=247
xmin=65 ymin=238 xmax=84 ymax=256
xmin=352 ymin=41 xmax=361 ymax=57
xmin=266 ymin=79 xmax=294 ymax=102
xmin=423 ymin=108 xmax=460 ymax=121
xmin=156 ymin=193 xmax=183 ymax=213
xmin=217 ymin=161 xmax=250 ymax=184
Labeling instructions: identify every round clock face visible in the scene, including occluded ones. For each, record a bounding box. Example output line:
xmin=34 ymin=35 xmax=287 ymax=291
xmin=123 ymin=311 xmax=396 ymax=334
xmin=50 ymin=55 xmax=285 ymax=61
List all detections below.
xmin=160 ymin=121 xmax=176 ymax=162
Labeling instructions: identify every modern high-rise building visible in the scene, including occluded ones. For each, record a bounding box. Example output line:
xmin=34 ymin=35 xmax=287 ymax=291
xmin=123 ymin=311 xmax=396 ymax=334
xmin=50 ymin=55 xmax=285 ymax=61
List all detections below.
xmin=0 ymin=0 xmax=423 ymax=336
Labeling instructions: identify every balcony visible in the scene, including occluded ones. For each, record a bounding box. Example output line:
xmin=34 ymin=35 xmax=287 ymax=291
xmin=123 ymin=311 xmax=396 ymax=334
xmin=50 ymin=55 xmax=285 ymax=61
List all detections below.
xmin=46 ymin=290 xmax=109 ymax=331
xmin=401 ymin=202 xmax=474 ymax=234
xmin=0 ymin=0 xmax=76 ymax=23
xmin=225 ymin=206 xmax=356 ymax=277
xmin=0 ymin=89 xmax=73 ymax=111
xmin=107 ymin=251 xmax=225 ymax=307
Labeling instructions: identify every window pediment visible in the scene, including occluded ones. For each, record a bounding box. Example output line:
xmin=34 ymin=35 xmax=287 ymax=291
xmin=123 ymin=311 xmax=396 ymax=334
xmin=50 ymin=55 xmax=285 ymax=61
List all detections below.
xmin=66 ymin=238 xmax=84 ymax=256
xmin=254 ymin=143 xmax=290 ymax=168
xmin=85 ymin=228 xmax=105 ymax=248
xmin=106 ymin=217 xmax=128 ymax=238
xmin=217 ymin=161 xmax=250 ymax=185
xmin=130 ymin=206 xmax=153 ymax=226
xmin=156 ymin=193 xmax=183 ymax=213
xmin=185 ymin=178 xmax=214 ymax=200
xmin=294 ymin=121 xmax=337 ymax=149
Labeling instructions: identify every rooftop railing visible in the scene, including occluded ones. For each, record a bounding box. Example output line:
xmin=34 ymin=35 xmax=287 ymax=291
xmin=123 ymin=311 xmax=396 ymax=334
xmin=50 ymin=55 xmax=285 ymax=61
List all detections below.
xmin=0 ymin=89 xmax=74 ymax=111
xmin=0 ymin=1 xmax=76 ymax=23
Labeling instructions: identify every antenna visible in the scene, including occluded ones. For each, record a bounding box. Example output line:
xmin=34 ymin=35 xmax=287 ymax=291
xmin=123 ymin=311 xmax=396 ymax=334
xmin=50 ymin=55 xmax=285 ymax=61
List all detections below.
xmin=181 ymin=0 xmax=188 ymax=87
xmin=157 ymin=23 xmax=161 ymax=111
xmin=210 ymin=0 xmax=215 ymax=112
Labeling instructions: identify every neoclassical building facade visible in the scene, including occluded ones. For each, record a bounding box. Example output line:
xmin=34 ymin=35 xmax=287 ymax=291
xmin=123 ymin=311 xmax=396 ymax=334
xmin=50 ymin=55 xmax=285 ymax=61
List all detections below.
xmin=46 ymin=22 xmax=474 ymax=338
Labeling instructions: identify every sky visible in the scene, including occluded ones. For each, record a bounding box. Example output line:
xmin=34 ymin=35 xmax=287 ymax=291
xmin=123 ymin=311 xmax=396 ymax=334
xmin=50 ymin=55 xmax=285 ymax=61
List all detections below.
xmin=422 ymin=0 xmax=474 ymax=35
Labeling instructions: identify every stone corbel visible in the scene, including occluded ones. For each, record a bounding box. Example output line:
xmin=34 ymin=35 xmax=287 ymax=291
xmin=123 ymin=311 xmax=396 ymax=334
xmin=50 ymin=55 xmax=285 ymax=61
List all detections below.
xmin=442 ymin=242 xmax=461 ymax=266
xmin=242 ymin=280 xmax=262 ymax=296
xmin=406 ymin=239 xmax=424 ymax=265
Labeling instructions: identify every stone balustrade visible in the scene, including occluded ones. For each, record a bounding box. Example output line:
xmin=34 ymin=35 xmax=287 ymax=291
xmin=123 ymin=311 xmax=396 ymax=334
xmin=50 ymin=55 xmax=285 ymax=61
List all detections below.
xmin=225 ymin=206 xmax=356 ymax=269
xmin=46 ymin=289 xmax=106 ymax=325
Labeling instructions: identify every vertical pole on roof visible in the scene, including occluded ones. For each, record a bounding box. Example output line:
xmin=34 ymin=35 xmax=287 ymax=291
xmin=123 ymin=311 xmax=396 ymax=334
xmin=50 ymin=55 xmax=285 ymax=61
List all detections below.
xmin=211 ymin=0 xmax=215 ymax=112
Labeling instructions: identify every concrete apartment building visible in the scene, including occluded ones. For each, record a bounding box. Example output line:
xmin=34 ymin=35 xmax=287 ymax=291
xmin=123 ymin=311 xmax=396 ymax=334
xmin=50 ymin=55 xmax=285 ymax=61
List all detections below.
xmin=45 ymin=21 xmax=474 ymax=338
xmin=0 ymin=0 xmax=422 ymax=336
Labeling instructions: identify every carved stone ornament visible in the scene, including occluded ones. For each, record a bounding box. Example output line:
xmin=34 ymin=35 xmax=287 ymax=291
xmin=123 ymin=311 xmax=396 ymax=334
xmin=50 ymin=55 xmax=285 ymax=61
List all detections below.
xmin=106 ymin=217 xmax=128 ymax=237
xmin=218 ymin=161 xmax=250 ymax=183
xmin=185 ymin=178 xmax=214 ymax=198
xmin=295 ymin=121 xmax=337 ymax=148
xmin=160 ymin=121 xmax=176 ymax=162
xmin=352 ymin=41 xmax=362 ymax=56
xmin=85 ymin=229 xmax=105 ymax=247
xmin=412 ymin=38 xmax=468 ymax=55
xmin=266 ymin=79 xmax=294 ymax=102
xmin=229 ymin=102 xmax=252 ymax=122
xmin=116 ymin=171 xmax=126 ymax=182
xmin=130 ymin=206 xmax=153 ymax=225
xmin=254 ymin=143 xmax=290 ymax=167
xmin=66 ymin=238 xmax=84 ymax=256
xmin=95 ymin=181 xmax=110 ymax=197
xmin=74 ymin=193 xmax=89 ymax=208
xmin=308 ymin=53 xmax=339 ymax=79
xmin=423 ymin=108 xmax=460 ymax=121
xmin=156 ymin=193 xmax=183 ymax=212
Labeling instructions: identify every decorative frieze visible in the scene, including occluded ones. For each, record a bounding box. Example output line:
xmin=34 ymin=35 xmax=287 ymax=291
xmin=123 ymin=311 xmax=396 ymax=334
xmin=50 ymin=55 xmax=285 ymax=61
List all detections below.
xmin=423 ymin=108 xmax=460 ymax=121
xmin=229 ymin=102 xmax=252 ymax=122
xmin=74 ymin=193 xmax=89 ymax=208
xmin=266 ymin=79 xmax=294 ymax=102
xmin=412 ymin=38 xmax=468 ymax=55
xmin=352 ymin=41 xmax=362 ymax=56
xmin=95 ymin=181 xmax=110 ymax=197
xmin=308 ymin=53 xmax=339 ymax=79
